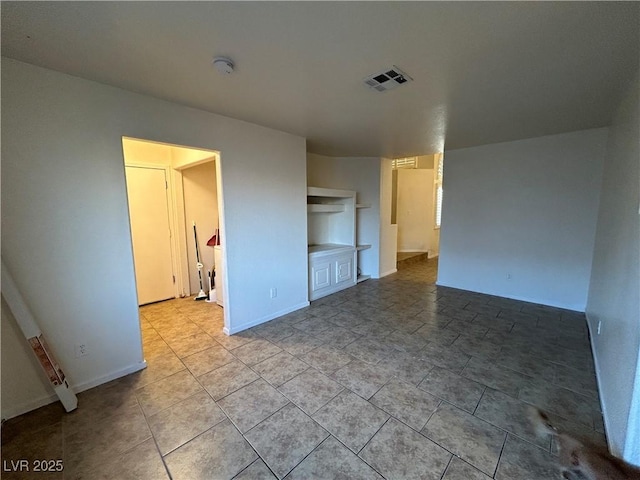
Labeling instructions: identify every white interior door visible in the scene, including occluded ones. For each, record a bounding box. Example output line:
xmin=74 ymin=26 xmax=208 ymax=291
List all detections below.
xmin=125 ymin=166 xmax=175 ymax=305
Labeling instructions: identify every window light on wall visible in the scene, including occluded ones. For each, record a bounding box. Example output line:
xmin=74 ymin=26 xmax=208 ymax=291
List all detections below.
xmin=392 ymin=157 xmax=418 ymax=169
xmin=434 ymin=154 xmax=444 ymax=228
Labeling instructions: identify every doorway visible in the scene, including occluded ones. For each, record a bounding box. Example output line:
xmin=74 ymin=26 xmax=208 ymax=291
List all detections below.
xmin=122 ymin=136 xmax=226 ymax=353
xmin=122 ymin=135 xmax=224 ymax=302
xmin=391 ymin=154 xmax=443 ymax=279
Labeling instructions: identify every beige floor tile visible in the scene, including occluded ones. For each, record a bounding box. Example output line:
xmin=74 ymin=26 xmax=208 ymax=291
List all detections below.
xmin=245 ymin=403 xmax=328 ymax=478
xmin=474 ymin=387 xmax=551 ymax=449
xmin=217 ymin=379 xmax=289 ymax=433
xmin=73 ymin=438 xmax=168 ymax=480
xmin=252 ymin=351 xmax=310 ymax=387
xmin=298 ymin=345 xmax=354 ymax=374
xmin=210 ymin=329 xmax=259 ymax=350
xmin=231 ymin=338 xmax=282 ymax=366
xmin=442 ymin=457 xmax=492 ymax=480
xmin=418 ymin=365 xmax=486 ymax=413
xmin=312 ymin=390 xmax=388 ymax=453
xmin=181 ymin=344 xmax=236 ymax=377
xmin=462 ymin=357 xmax=533 ymax=397
xmin=422 ymin=403 xmax=506 ymax=476
xmin=1 ymin=423 xmax=64 ymax=480
xmin=287 ymin=436 xmax=383 ymax=480
xmin=273 ymin=331 xmax=326 ymax=356
xmin=147 ymin=390 xmax=227 ymax=455
xmin=232 ymin=459 xmax=277 ymax=479
xmin=164 ymin=420 xmax=257 ymax=480
xmin=359 ymin=418 xmax=451 ymax=480
xmin=64 ymin=405 xmax=152 ymax=479
xmin=495 ymin=434 xmax=558 ymax=480
xmin=332 ymin=360 xmax=393 ymax=400
xmin=517 ymin=380 xmax=600 ymax=427
xmin=63 ymin=378 xmax=140 ymax=435
xmin=370 ymin=380 xmax=440 ymax=431
xmin=165 ymin=332 xmax=217 ymax=358
xmin=155 ymin=321 xmax=204 ymax=343
xmin=130 ymin=351 xmax=186 ymax=388
xmin=136 ymin=370 xmax=204 ymax=416
xmin=198 ymin=360 xmax=259 ymax=400
xmin=278 ymin=368 xmax=344 ymax=415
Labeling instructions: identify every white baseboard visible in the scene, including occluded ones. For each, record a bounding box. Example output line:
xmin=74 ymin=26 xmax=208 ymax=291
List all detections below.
xmin=1 ymin=360 xmax=147 ymax=420
xmin=434 ymin=280 xmax=585 ymax=312
xmin=585 ymin=312 xmax=640 ymax=465
xmin=223 ymin=301 xmax=310 ymax=335
xmin=378 ymin=268 xmax=397 ymax=278
xmin=1 ymin=392 xmax=59 ymax=420
xmin=71 ymin=360 xmax=147 ymax=394
xmin=623 ymin=382 xmax=640 ymax=464
xmin=584 ymin=312 xmax=611 ymax=453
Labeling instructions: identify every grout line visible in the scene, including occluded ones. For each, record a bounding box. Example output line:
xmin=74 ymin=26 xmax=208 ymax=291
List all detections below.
xmin=275 ymin=429 xmax=332 ymax=479
xmin=355 ymin=416 xmax=391 ymax=455
xmin=493 ymin=433 xmax=510 ymax=478
xmin=438 ymin=455 xmax=455 ymax=480
xmin=230 ymin=458 xmax=273 ymax=480
xmin=423 ymin=399 xmax=442 ymax=428
xmin=472 ymin=386 xmax=488 ymax=415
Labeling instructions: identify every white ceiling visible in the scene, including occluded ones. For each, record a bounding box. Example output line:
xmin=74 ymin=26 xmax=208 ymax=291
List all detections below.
xmin=2 ymin=2 xmax=638 ymax=157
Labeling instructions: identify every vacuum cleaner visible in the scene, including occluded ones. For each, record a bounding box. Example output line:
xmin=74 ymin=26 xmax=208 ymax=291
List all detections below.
xmin=192 ymin=222 xmax=208 ymax=301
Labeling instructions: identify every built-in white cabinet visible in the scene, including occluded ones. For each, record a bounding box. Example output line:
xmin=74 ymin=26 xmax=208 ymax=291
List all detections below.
xmin=308 ymin=246 xmax=356 ymax=300
xmin=307 ymin=187 xmax=369 ymax=301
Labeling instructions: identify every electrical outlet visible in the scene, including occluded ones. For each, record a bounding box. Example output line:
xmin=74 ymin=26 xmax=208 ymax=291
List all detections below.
xmin=270 ymin=287 xmax=277 ymax=299
xmin=75 ymin=344 xmax=88 ymax=358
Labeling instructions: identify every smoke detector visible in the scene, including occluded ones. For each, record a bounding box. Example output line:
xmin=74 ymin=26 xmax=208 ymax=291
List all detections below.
xmin=363 ymin=66 xmax=413 ymax=92
xmin=212 ymin=56 xmax=234 ymax=74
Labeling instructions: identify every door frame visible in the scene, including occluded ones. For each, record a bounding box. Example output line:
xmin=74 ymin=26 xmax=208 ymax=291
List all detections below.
xmin=171 ymin=156 xmax=219 ymax=297
xmin=122 ymin=137 xmax=229 ymax=334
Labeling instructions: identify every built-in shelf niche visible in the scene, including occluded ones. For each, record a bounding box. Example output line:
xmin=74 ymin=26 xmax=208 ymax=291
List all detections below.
xmin=307 ymin=187 xmax=355 ymax=251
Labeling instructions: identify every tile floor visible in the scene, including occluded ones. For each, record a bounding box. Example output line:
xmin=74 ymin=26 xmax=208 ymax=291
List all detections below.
xmin=396 ymin=252 xmax=427 ymax=262
xmin=396 ymin=252 xmax=430 ymax=270
xmin=1 ymin=259 xmax=606 ymax=479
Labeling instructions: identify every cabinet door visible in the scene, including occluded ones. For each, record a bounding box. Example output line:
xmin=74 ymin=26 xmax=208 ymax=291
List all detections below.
xmin=335 ymin=255 xmax=354 ymax=285
xmin=311 ymin=260 xmax=332 ymax=292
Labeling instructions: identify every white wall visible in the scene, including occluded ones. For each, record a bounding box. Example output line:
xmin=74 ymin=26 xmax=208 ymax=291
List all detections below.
xmin=1 ymin=58 xmax=308 ymax=417
xmin=1 ymin=299 xmax=57 ymax=419
xmin=379 ymin=158 xmax=398 ymax=277
xmin=307 ymin=154 xmax=382 ymax=278
xmin=586 ymin=74 xmax=640 ymax=462
xmin=182 ymin=161 xmax=218 ymax=295
xmin=396 ymin=169 xmax=435 ymax=253
xmin=438 ymin=128 xmax=607 ymax=311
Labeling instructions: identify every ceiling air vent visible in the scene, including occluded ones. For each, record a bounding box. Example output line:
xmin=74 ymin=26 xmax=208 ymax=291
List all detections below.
xmin=363 ymin=66 xmax=413 ymax=92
